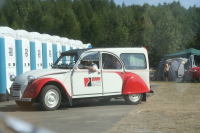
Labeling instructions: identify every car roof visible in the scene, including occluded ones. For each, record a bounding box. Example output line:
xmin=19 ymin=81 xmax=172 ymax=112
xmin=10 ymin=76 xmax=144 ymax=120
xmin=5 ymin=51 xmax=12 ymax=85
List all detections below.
xmin=61 ymin=47 xmax=145 ymax=54
xmin=61 ymin=49 xmax=89 ymax=56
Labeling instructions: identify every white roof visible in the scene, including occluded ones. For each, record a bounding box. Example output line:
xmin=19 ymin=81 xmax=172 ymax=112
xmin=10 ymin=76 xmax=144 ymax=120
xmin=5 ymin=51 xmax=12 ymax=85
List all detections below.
xmin=15 ymin=30 xmax=31 ymax=40
xmin=0 ymin=26 xmax=16 ymax=38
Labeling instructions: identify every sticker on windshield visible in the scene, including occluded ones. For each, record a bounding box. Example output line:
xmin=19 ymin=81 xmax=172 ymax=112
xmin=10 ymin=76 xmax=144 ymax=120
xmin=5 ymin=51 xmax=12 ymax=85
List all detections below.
xmin=84 ymin=77 xmax=101 ymax=87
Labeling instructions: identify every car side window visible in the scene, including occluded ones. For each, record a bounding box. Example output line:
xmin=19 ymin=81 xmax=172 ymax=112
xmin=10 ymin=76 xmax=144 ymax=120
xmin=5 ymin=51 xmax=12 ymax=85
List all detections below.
xmin=120 ymin=53 xmax=147 ymax=69
xmin=102 ymin=53 xmax=122 ymax=69
xmin=79 ymin=52 xmax=100 ymax=69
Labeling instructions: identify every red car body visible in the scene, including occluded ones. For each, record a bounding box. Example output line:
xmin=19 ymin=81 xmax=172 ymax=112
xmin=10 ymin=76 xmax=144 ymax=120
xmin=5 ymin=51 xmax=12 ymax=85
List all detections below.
xmin=183 ymin=67 xmax=200 ymax=82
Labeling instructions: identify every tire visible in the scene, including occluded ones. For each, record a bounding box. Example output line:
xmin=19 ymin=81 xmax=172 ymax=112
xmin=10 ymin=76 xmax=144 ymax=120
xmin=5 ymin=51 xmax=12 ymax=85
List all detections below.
xmin=99 ymin=98 xmax=111 ymax=102
xmin=124 ymin=93 xmax=143 ymax=105
xmin=15 ymin=101 xmax=33 ymax=108
xmin=39 ymin=85 xmax=61 ymax=111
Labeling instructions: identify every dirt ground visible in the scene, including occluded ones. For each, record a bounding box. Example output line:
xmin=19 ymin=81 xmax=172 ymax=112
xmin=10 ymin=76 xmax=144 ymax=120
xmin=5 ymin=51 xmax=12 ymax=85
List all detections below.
xmin=105 ymin=81 xmax=200 ymax=133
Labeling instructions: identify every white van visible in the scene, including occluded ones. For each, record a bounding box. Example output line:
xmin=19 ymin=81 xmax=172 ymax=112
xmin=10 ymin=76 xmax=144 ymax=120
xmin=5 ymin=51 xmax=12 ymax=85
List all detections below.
xmin=9 ymin=47 xmax=151 ymax=111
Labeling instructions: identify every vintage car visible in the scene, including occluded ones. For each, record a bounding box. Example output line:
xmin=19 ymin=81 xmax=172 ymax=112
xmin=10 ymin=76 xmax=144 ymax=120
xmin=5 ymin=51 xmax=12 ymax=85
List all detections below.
xmin=9 ymin=47 xmax=151 ymax=111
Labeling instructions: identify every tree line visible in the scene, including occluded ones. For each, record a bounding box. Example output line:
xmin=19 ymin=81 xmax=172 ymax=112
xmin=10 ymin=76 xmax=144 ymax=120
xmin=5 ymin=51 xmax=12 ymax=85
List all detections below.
xmin=0 ymin=0 xmax=200 ymax=67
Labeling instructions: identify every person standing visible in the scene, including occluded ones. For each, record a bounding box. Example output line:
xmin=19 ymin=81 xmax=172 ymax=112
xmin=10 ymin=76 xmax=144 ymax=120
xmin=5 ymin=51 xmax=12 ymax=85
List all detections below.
xmin=164 ymin=61 xmax=170 ymax=81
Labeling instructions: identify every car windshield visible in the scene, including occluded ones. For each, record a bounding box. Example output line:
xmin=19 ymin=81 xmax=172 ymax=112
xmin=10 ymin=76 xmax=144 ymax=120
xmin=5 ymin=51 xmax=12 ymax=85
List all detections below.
xmin=52 ymin=49 xmax=88 ymax=69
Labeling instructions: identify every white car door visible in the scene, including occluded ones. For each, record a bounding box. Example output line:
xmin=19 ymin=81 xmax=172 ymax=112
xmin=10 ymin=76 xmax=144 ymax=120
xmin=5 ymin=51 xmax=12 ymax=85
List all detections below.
xmin=71 ymin=52 xmax=103 ymax=96
xmin=101 ymin=53 xmax=124 ymax=95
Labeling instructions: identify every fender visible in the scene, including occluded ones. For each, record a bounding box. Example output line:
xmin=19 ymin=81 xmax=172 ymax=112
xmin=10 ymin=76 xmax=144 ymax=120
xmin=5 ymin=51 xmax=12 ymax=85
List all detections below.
xmin=23 ymin=78 xmax=71 ymax=99
xmin=122 ymin=72 xmax=150 ymax=94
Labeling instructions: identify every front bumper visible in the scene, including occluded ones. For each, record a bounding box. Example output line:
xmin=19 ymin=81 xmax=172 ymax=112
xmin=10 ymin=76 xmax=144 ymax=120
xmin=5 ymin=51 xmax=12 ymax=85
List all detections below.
xmin=8 ymin=95 xmax=32 ymax=101
xmin=8 ymin=89 xmax=32 ymax=101
xmin=9 ymin=82 xmax=32 ymax=101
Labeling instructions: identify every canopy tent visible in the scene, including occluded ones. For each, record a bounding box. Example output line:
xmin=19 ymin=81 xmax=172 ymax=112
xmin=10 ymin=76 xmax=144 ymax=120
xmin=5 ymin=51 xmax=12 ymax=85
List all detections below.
xmin=163 ymin=48 xmax=200 ymax=69
xmin=153 ymin=48 xmax=200 ymax=81
xmin=164 ymin=48 xmax=200 ymax=58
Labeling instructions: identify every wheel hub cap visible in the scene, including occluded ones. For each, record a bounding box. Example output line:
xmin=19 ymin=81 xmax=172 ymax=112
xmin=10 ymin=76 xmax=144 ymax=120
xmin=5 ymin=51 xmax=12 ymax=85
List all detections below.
xmin=129 ymin=94 xmax=141 ymax=102
xmin=45 ymin=89 xmax=59 ymax=108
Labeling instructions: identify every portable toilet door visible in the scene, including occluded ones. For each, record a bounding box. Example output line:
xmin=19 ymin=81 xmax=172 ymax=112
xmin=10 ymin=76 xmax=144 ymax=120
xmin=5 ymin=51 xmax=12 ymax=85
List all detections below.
xmin=52 ymin=36 xmax=63 ymax=64
xmin=15 ymin=30 xmax=31 ymax=76
xmin=0 ymin=27 xmax=16 ymax=101
xmin=42 ymin=34 xmax=54 ymax=69
xmin=30 ymin=32 xmax=43 ymax=70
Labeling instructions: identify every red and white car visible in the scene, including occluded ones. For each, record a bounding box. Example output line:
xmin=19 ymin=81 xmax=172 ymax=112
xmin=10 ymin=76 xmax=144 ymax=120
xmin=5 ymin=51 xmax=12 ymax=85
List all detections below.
xmin=9 ymin=47 xmax=151 ymax=111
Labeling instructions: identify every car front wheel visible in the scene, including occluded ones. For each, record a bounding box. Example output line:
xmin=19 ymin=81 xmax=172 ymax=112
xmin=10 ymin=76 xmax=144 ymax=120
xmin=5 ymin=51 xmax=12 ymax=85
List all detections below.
xmin=39 ymin=85 xmax=61 ymax=111
xmin=124 ymin=93 xmax=143 ymax=105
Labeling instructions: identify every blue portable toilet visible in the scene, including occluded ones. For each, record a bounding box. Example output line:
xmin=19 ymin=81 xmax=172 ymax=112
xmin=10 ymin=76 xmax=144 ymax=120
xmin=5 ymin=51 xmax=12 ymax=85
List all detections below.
xmin=74 ymin=40 xmax=79 ymax=49
xmin=15 ymin=30 xmax=32 ymax=76
xmin=42 ymin=34 xmax=54 ymax=69
xmin=62 ymin=37 xmax=70 ymax=51
xmin=61 ymin=37 xmax=67 ymax=52
xmin=68 ymin=39 xmax=77 ymax=63
xmin=75 ymin=40 xmax=83 ymax=49
xmin=30 ymin=32 xmax=43 ymax=70
xmin=62 ymin=37 xmax=70 ymax=64
xmin=83 ymin=43 xmax=92 ymax=48
xmin=52 ymin=36 xmax=63 ymax=63
xmin=0 ymin=27 xmax=16 ymax=101
xmin=69 ymin=39 xmax=76 ymax=50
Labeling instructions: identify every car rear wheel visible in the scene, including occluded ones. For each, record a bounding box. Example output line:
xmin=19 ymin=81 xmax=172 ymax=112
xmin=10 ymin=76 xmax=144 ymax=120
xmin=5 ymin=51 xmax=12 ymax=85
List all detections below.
xmin=124 ymin=93 xmax=143 ymax=105
xmin=15 ymin=101 xmax=33 ymax=108
xmin=39 ymin=85 xmax=61 ymax=111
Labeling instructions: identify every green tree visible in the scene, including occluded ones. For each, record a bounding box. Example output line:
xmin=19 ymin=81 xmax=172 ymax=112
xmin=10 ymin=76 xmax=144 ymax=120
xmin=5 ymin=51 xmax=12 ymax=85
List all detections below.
xmin=73 ymin=0 xmax=91 ymax=42
xmin=153 ymin=7 xmax=182 ymax=55
xmin=0 ymin=10 xmax=8 ymax=26
xmin=39 ymin=0 xmax=55 ymax=34
xmin=187 ymin=7 xmax=200 ymax=49
xmin=3 ymin=0 xmax=19 ymax=28
xmin=54 ymin=0 xmax=81 ymax=39
xmin=26 ymin=0 xmax=43 ymax=32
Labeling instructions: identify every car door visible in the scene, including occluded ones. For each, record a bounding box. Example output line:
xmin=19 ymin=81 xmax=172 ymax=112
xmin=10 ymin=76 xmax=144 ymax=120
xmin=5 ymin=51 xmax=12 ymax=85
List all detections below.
xmin=71 ymin=51 xmax=103 ymax=96
xmin=101 ymin=52 xmax=124 ymax=95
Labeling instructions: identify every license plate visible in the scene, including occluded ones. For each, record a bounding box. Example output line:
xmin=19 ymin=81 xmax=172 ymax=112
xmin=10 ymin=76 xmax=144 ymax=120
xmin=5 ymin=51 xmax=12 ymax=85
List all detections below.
xmin=12 ymin=90 xmax=20 ymax=96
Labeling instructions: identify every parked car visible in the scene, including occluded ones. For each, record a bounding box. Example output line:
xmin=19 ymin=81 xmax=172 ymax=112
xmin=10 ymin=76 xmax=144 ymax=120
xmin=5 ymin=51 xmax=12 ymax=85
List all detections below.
xmin=182 ymin=67 xmax=200 ymax=82
xmin=9 ymin=47 xmax=151 ymax=111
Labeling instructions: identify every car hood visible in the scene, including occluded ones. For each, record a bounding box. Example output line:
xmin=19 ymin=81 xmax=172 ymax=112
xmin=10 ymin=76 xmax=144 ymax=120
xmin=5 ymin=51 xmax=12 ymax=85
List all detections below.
xmin=14 ymin=69 xmax=70 ymax=86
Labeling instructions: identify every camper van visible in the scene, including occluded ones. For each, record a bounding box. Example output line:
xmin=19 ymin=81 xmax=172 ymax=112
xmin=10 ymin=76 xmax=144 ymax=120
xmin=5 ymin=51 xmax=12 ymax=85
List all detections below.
xmin=9 ymin=47 xmax=151 ymax=111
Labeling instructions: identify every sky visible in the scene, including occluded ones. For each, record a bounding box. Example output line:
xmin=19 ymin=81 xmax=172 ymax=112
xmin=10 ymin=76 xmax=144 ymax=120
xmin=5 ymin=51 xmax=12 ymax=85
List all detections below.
xmin=114 ymin=0 xmax=200 ymax=9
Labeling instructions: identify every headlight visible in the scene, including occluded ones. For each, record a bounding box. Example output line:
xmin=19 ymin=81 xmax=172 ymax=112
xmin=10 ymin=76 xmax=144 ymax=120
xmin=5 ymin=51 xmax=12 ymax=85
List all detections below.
xmin=10 ymin=75 xmax=16 ymax=81
xmin=27 ymin=75 xmax=35 ymax=84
